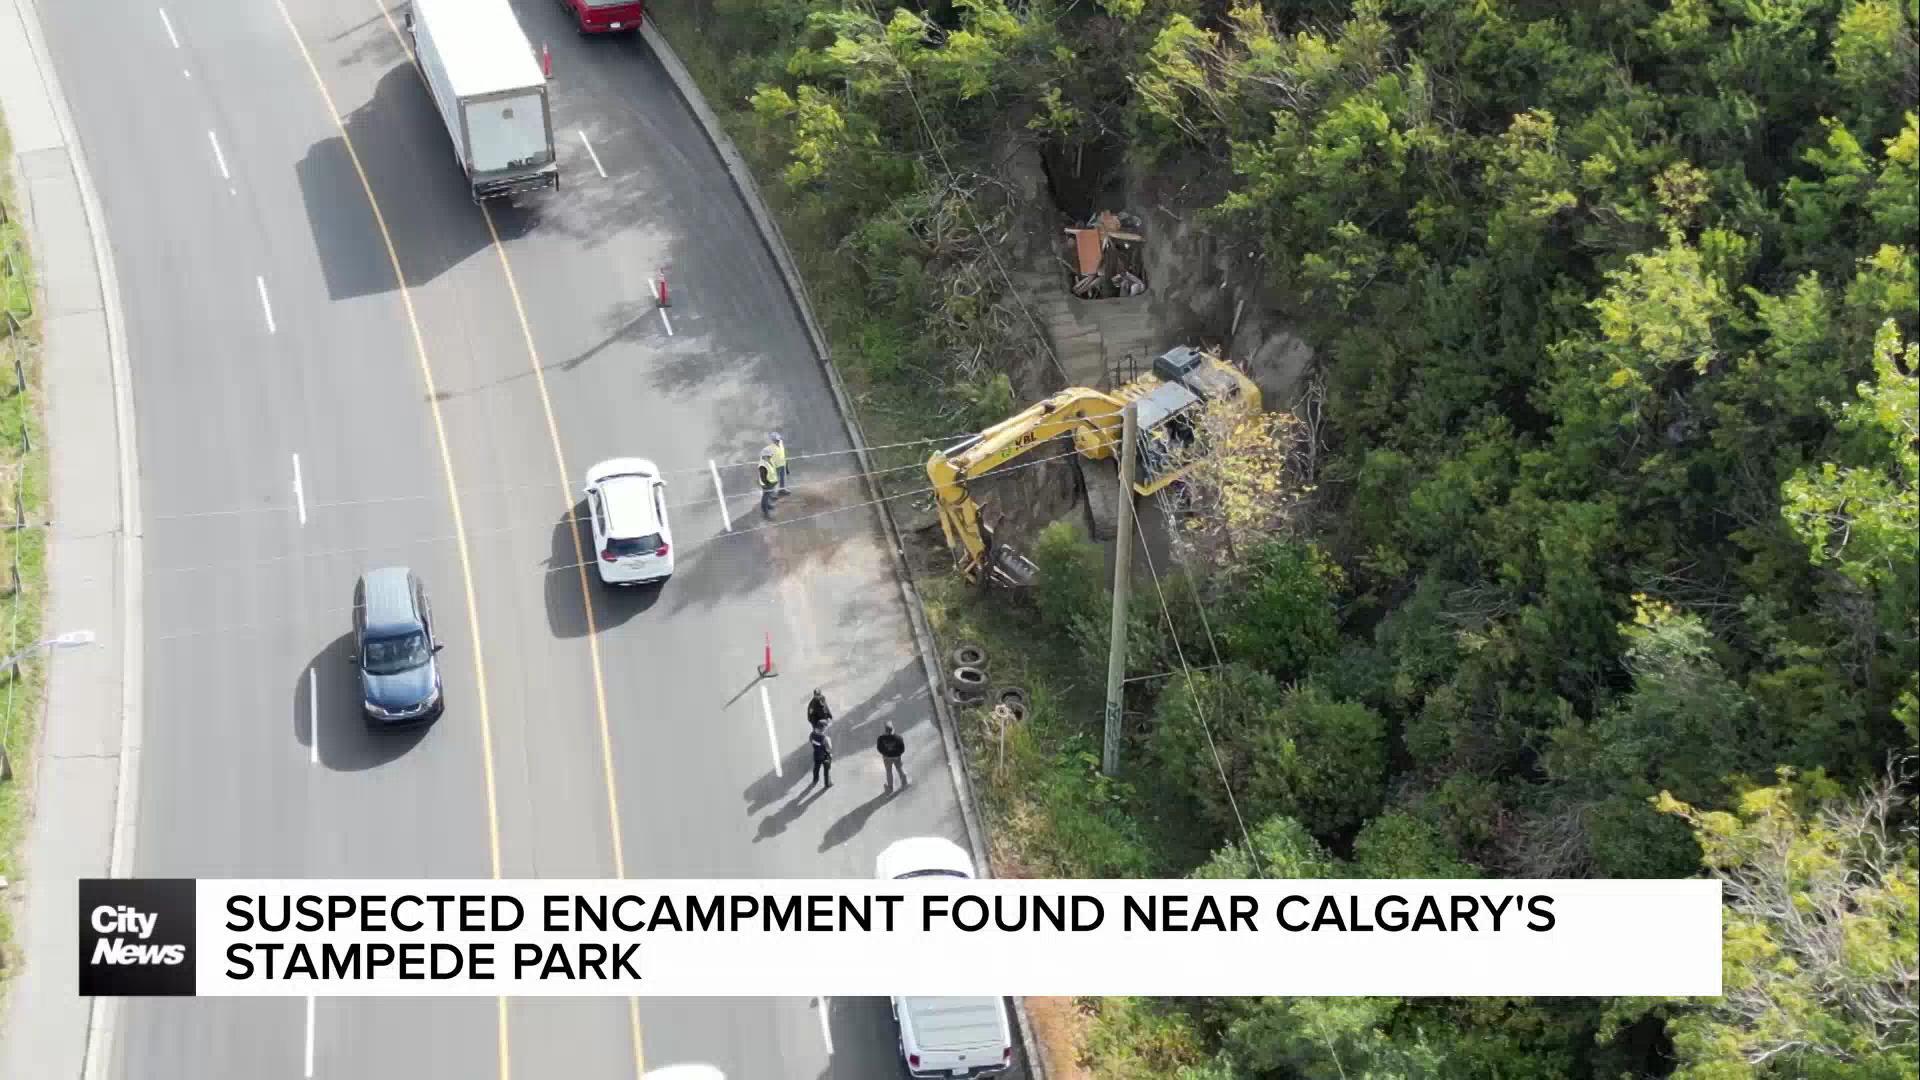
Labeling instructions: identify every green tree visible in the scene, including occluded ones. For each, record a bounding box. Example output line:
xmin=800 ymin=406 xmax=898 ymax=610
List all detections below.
xmin=1657 ymin=772 xmax=1920 ymax=1078
xmin=1246 ymin=685 xmax=1389 ymax=838
xmin=1782 ymin=320 xmax=1920 ymax=607
xmin=1548 ymin=240 xmax=1733 ymax=471
xmin=1350 ymin=812 xmax=1476 ymax=878
xmin=749 ymin=83 xmax=860 ymax=189
xmin=1201 ymin=996 xmax=1445 ymax=1080
xmin=1562 ymin=596 xmax=1759 ymax=802
xmin=1217 ymin=541 xmax=1342 ymax=680
xmin=1031 ymin=519 xmax=1105 ymax=635
xmin=1152 ymin=669 xmax=1388 ymax=839
xmin=1192 ymin=814 xmax=1337 ymax=880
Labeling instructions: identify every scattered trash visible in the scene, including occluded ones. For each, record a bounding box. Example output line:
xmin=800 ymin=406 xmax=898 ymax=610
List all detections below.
xmin=1063 ymin=209 xmax=1148 ymax=301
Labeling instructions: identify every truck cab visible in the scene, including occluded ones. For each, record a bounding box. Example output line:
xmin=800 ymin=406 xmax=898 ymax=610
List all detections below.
xmin=561 ymin=0 xmax=643 ymax=34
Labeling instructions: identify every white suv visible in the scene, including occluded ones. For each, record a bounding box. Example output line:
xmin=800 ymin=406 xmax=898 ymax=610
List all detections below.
xmin=584 ymin=458 xmax=674 ymax=585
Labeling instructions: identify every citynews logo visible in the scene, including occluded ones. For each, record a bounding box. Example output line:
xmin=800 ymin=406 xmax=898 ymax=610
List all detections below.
xmin=91 ymin=907 xmax=184 ymax=965
xmin=78 ymin=879 xmax=197 ymax=997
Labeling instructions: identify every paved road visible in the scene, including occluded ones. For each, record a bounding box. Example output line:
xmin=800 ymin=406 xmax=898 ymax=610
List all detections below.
xmin=34 ymin=0 xmax=976 ymax=1076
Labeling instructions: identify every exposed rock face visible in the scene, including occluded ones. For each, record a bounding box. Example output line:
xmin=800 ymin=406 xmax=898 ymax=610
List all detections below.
xmin=971 ymin=127 xmax=1318 ymax=549
xmin=1230 ymin=305 xmax=1316 ymax=411
xmin=1126 ymin=164 xmax=1316 ymax=410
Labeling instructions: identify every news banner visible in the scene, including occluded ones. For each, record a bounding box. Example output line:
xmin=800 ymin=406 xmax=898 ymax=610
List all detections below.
xmin=80 ymin=878 xmax=1722 ymax=997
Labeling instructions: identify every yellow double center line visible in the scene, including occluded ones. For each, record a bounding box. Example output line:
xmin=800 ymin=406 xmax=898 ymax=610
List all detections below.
xmin=274 ymin=3 xmax=643 ymax=1076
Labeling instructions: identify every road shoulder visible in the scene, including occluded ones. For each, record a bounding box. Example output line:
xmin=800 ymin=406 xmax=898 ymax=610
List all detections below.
xmin=0 ymin=0 xmax=142 ymax=1077
xmin=639 ymin=19 xmax=1048 ymax=1080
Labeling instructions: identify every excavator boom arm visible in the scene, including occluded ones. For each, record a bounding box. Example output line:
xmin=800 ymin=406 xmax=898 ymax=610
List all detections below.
xmin=927 ymin=388 xmax=1124 ymax=578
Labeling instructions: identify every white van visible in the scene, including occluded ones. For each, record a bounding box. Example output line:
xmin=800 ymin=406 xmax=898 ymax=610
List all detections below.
xmin=875 ymin=837 xmax=1015 ymax=1077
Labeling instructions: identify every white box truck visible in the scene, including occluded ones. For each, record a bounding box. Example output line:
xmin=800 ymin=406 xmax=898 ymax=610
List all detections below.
xmin=405 ymin=0 xmax=558 ymax=201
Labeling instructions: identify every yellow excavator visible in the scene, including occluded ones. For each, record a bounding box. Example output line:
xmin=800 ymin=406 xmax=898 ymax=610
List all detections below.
xmin=927 ymin=346 xmax=1262 ymax=584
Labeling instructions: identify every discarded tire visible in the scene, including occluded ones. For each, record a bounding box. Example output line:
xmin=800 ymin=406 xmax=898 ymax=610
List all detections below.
xmin=948 ymin=684 xmax=988 ymax=706
xmin=996 ymin=701 xmax=1028 ymax=724
xmin=996 ymin=687 xmax=1030 ymax=714
xmin=949 ymin=665 xmax=988 ymax=691
xmin=952 ymin=643 xmax=988 ymax=670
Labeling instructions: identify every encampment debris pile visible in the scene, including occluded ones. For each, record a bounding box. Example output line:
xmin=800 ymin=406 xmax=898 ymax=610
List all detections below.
xmin=1064 ymin=210 xmax=1147 ymax=300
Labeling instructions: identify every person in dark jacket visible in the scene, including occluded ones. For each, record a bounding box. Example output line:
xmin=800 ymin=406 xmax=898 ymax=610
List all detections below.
xmin=876 ymin=722 xmax=907 ymax=792
xmin=809 ymin=725 xmax=834 ymax=789
xmin=806 ymin=689 xmax=832 ymax=730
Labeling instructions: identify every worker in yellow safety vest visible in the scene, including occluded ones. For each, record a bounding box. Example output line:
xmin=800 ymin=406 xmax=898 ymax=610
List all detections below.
xmin=758 ymin=453 xmax=779 ymax=518
xmin=766 ymin=432 xmax=790 ymax=495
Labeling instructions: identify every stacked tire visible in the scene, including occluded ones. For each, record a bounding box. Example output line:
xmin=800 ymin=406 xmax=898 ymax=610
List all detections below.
xmin=943 ymin=642 xmax=1031 ymax=723
xmin=948 ymin=643 xmax=988 ymax=706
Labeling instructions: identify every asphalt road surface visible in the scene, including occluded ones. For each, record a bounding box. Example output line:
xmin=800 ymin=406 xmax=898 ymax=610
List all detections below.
xmin=35 ymin=0 xmax=977 ymax=1075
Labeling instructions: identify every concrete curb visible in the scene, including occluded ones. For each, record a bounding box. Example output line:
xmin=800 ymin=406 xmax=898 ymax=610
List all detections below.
xmin=0 ymin=0 xmax=142 ymax=1076
xmin=639 ymin=21 xmax=1049 ymax=1080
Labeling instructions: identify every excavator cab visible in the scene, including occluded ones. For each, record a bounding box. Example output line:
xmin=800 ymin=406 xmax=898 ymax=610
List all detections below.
xmin=1130 ymin=380 xmax=1202 ymax=490
xmin=1123 ymin=346 xmax=1256 ymax=496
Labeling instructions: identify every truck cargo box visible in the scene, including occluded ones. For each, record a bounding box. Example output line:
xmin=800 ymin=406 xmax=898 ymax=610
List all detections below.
xmin=407 ymin=0 xmax=558 ymax=200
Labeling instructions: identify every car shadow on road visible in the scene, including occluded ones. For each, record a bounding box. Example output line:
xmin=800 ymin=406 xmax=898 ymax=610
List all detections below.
xmin=295 ymin=632 xmax=425 ymax=771
xmin=660 ymin=488 xmax=884 ymax=617
xmin=545 ymin=501 xmax=661 ymax=638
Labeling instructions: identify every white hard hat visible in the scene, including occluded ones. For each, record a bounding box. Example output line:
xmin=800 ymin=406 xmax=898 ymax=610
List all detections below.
xmin=770 ymin=432 xmax=783 ymax=443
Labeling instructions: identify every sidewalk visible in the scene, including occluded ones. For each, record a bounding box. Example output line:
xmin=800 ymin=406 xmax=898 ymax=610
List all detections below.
xmin=0 ymin=0 xmax=141 ymax=1076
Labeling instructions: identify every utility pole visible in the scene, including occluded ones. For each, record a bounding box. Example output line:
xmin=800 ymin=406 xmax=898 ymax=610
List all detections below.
xmin=1102 ymin=402 xmax=1138 ymax=776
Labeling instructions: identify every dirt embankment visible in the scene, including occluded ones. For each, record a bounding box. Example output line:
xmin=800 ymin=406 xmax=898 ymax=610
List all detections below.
xmin=962 ymin=122 xmax=1316 ymax=556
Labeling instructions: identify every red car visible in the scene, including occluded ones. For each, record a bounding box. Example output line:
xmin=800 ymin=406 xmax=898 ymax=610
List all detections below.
xmin=561 ymin=0 xmax=642 ymax=34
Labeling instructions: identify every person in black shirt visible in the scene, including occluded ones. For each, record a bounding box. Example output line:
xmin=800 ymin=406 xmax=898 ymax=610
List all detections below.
xmin=876 ymin=722 xmax=907 ymax=792
xmin=807 ymin=689 xmax=832 ymax=730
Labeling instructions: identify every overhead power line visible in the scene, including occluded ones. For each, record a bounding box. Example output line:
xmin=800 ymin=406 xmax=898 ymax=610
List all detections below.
xmin=143 ymin=430 xmax=996 ymax=526
xmin=125 ymin=444 xmax=1091 ymax=641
